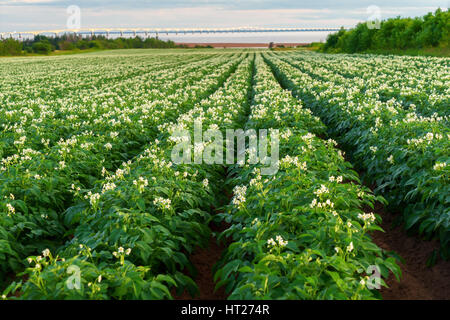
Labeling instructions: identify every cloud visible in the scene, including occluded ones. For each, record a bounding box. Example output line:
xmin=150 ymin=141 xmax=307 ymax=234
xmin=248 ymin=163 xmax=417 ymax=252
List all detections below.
xmin=0 ymin=0 xmax=58 ymax=4
xmin=0 ymin=0 xmax=448 ymax=9
xmin=0 ymin=0 xmax=447 ymax=33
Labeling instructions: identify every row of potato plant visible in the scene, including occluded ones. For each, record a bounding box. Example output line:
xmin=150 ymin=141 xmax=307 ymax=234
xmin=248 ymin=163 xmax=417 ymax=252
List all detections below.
xmin=266 ymin=53 xmax=449 ymax=259
xmin=214 ymin=55 xmax=401 ymax=300
xmin=287 ymin=51 xmax=449 ymax=117
xmin=0 ymin=52 xmax=244 ymax=286
xmin=3 ymin=55 xmax=255 ymax=299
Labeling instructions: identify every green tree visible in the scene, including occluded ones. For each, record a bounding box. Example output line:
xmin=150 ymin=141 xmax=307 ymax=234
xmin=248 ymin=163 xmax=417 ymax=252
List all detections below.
xmin=0 ymin=38 xmax=23 ymax=56
xmin=32 ymin=41 xmax=52 ymax=54
xmin=323 ymin=9 xmax=449 ymax=53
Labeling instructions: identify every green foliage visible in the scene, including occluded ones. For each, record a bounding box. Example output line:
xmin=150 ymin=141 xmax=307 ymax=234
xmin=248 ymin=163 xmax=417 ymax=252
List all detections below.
xmin=57 ymin=40 xmax=75 ymax=51
xmin=0 ymin=38 xmax=23 ymax=56
xmin=266 ymin=51 xmax=449 ymax=258
xmin=32 ymin=41 xmax=52 ymax=54
xmin=3 ymin=49 xmax=444 ymax=300
xmin=0 ymin=52 xmax=248 ymax=298
xmin=323 ymin=9 xmax=449 ymax=54
xmin=214 ymin=56 xmax=400 ymax=300
xmin=1 ymin=35 xmax=182 ymax=57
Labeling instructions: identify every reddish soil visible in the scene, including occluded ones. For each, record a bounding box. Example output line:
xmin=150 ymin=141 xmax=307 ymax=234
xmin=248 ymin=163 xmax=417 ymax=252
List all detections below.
xmin=176 ymin=42 xmax=307 ymax=48
xmin=172 ymin=145 xmax=450 ymax=300
xmin=173 ymin=200 xmax=450 ymax=300
xmin=173 ymin=203 xmax=450 ymax=300
xmin=174 ymin=222 xmax=230 ymax=300
xmin=370 ymin=203 xmax=450 ymax=300
xmin=340 ymin=146 xmax=450 ymax=300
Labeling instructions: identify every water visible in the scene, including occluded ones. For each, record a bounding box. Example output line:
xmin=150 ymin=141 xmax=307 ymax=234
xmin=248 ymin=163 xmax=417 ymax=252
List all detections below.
xmin=156 ymin=31 xmax=331 ymax=44
xmin=8 ymin=31 xmax=333 ymax=44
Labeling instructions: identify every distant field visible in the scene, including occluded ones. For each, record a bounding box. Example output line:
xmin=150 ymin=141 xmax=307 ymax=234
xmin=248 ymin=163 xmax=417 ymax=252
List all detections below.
xmin=175 ymin=42 xmax=307 ymax=48
xmin=0 ymin=50 xmax=448 ymax=300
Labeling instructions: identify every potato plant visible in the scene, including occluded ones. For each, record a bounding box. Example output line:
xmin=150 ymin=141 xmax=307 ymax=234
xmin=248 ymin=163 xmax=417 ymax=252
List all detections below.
xmin=0 ymin=49 xmax=446 ymax=300
xmin=266 ymin=52 xmax=449 ymax=258
xmin=214 ymin=56 xmax=401 ymax=299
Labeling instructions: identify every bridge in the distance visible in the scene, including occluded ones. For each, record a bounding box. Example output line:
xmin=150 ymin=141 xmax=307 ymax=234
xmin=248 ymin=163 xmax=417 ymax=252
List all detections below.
xmin=0 ymin=27 xmax=344 ymax=39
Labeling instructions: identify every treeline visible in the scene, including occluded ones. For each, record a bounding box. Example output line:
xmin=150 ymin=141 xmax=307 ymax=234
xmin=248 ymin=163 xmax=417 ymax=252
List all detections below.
xmin=0 ymin=38 xmax=24 ymax=56
xmin=0 ymin=34 xmax=185 ymax=56
xmin=323 ymin=9 xmax=449 ymax=53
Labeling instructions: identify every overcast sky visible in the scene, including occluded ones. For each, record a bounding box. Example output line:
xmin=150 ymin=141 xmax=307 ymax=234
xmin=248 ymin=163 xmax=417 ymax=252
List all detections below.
xmin=0 ymin=0 xmax=448 ymax=32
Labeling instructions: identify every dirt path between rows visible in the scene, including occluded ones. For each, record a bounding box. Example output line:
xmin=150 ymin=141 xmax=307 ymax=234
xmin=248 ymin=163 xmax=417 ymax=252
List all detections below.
xmin=173 ymin=194 xmax=450 ymax=301
xmin=174 ymin=221 xmax=229 ymax=300
xmin=263 ymin=53 xmax=450 ymax=301
xmin=175 ymin=202 xmax=450 ymax=301
xmin=174 ymin=53 xmax=450 ymax=301
xmin=371 ymin=203 xmax=450 ymax=300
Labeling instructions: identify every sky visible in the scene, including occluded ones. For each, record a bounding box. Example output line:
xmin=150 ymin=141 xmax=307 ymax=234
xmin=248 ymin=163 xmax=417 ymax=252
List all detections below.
xmin=0 ymin=1 xmax=448 ymax=41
